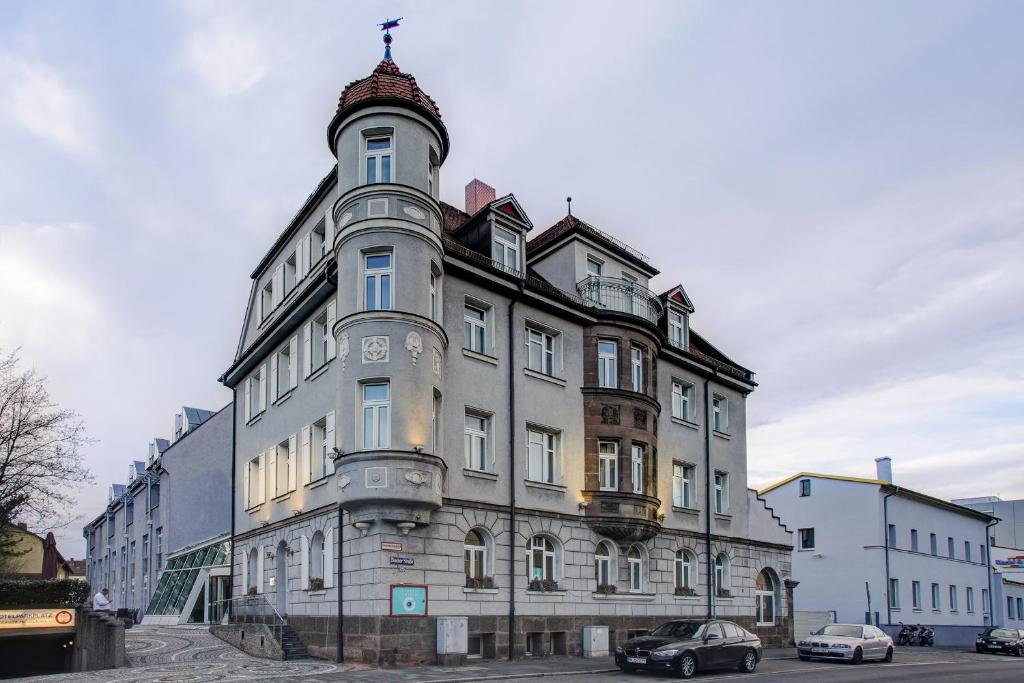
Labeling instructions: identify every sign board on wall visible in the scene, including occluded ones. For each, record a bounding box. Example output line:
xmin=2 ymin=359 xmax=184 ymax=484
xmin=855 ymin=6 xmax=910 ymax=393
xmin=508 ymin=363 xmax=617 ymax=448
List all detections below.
xmin=389 ymin=555 xmax=415 ymax=566
xmin=390 ymin=585 xmax=427 ymax=616
xmin=381 ymin=541 xmax=403 ymax=552
xmin=0 ymin=609 xmax=75 ymax=630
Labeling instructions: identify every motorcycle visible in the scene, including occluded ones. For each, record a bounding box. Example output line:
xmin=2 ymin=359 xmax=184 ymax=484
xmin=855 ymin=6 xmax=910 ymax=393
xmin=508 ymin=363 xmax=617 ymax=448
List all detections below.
xmin=915 ymin=625 xmax=934 ymax=646
xmin=897 ymin=622 xmax=916 ymax=646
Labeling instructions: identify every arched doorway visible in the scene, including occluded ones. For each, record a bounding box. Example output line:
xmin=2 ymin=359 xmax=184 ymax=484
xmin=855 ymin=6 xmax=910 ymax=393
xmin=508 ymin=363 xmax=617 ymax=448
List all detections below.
xmin=755 ymin=569 xmax=777 ymax=626
xmin=275 ymin=540 xmax=288 ymax=616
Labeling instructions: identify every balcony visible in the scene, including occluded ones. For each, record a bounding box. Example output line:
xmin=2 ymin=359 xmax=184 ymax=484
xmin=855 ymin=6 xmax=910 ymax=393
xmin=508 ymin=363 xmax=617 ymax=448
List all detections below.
xmin=576 ymin=276 xmax=663 ymax=326
xmin=580 ymin=490 xmax=662 ymax=542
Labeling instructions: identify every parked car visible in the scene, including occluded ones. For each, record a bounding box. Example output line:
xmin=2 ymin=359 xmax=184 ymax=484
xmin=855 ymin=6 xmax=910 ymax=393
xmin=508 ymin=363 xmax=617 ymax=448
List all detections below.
xmin=975 ymin=627 xmax=1024 ymax=656
xmin=797 ymin=624 xmax=893 ymax=664
xmin=614 ymin=619 xmax=762 ymax=678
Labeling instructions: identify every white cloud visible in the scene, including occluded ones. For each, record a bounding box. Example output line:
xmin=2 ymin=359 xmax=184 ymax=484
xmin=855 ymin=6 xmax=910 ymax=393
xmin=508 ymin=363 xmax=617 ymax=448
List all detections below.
xmin=179 ymin=2 xmax=271 ymax=97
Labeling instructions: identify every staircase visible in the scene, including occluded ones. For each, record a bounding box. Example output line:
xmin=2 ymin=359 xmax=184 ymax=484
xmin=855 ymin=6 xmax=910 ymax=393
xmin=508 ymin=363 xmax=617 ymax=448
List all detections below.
xmin=280 ymin=624 xmax=310 ymax=660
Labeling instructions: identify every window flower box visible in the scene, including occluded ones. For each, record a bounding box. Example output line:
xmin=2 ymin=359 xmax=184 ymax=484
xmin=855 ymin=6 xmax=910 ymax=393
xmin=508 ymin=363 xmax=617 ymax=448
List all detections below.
xmin=675 ymin=586 xmax=697 ymax=597
xmin=465 ymin=576 xmax=495 ymax=589
xmin=596 ymin=583 xmax=617 ymax=595
xmin=717 ymin=588 xmax=732 ymax=598
xmin=528 ymin=578 xmax=559 ymax=592
xmin=307 ymin=577 xmax=324 ymax=591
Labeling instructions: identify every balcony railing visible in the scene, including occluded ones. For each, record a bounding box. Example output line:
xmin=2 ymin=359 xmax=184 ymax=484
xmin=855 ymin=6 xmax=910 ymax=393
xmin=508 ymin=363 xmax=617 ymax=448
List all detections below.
xmin=577 ymin=276 xmax=663 ymax=325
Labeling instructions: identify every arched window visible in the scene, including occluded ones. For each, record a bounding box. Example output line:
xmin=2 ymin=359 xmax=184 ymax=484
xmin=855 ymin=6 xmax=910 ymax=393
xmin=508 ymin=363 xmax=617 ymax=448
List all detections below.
xmin=595 ymin=542 xmax=614 ymax=587
xmin=246 ymin=548 xmax=257 ymax=594
xmin=527 ymin=535 xmax=559 ymax=584
xmin=310 ymin=531 xmax=325 ymax=585
xmin=674 ymin=549 xmax=697 ymax=593
xmin=464 ymin=530 xmax=487 ymax=582
xmin=756 ymin=569 xmax=776 ymax=625
xmin=627 ymin=545 xmax=644 ymax=593
xmin=714 ymin=553 xmax=730 ymax=594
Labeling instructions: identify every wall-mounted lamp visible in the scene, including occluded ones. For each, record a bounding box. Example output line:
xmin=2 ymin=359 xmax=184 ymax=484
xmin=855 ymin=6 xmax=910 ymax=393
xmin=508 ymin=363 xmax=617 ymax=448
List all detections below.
xmin=292 ymin=509 xmax=303 ymax=517
xmin=265 ymin=550 xmax=275 ymax=560
xmin=331 ymin=447 xmax=345 ymax=460
xmin=657 ymin=514 xmax=666 ymax=524
xmin=412 ymin=444 xmax=424 ymax=454
xmin=259 ymin=521 xmax=270 ymax=527
xmin=578 ymin=502 xmax=588 ymax=513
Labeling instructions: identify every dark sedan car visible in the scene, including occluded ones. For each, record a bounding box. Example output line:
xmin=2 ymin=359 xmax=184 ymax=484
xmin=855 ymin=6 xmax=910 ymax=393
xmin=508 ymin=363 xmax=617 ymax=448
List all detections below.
xmin=976 ymin=627 xmax=1024 ymax=656
xmin=614 ymin=619 xmax=762 ymax=678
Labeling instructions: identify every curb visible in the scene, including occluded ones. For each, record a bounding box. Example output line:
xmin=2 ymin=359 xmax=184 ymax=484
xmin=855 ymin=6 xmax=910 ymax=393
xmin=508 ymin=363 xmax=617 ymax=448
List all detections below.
xmin=412 ymin=669 xmax=619 ymax=683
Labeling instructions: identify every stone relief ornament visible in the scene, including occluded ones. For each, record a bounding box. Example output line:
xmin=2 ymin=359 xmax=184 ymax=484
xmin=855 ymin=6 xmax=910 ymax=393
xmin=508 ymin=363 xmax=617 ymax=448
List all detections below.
xmin=633 ymin=408 xmax=648 ymax=430
xmin=339 ymin=332 xmax=350 ymax=371
xmin=362 ymin=335 xmax=389 ymax=363
xmin=366 ymin=467 xmax=387 ymax=488
xmin=339 ymin=212 xmax=353 ymax=227
xmin=432 ymin=348 xmax=442 ymax=376
xmin=338 ymin=475 xmax=351 ymax=490
xmin=600 ymin=405 xmax=620 ymax=425
xmin=405 ymin=471 xmax=427 ymax=486
xmin=402 ymin=205 xmax=426 ymax=220
xmin=405 ymin=331 xmax=423 ymax=365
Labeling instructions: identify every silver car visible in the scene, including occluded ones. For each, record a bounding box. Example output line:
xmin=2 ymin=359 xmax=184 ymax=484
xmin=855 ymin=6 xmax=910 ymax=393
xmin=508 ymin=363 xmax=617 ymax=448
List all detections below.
xmin=798 ymin=624 xmax=894 ymax=664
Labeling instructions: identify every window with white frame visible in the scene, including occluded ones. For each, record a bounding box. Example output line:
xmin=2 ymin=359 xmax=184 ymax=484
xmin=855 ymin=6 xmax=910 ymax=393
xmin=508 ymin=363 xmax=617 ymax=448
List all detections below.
xmin=675 ymin=549 xmax=696 ymax=591
xmin=965 ymin=541 xmax=972 ymax=562
xmin=949 ymin=585 xmax=958 ymax=611
xmin=260 ymin=280 xmax=273 ymax=320
xmin=464 ymin=304 xmax=487 ymax=353
xmin=671 ymin=381 xmax=693 ymax=421
xmin=309 ymin=413 xmax=335 ymax=482
xmin=672 ymin=463 xmax=694 ymax=508
xmin=586 ymin=256 xmax=602 ymax=277
xmin=627 ymin=546 xmax=643 ymax=593
xmin=464 ymin=529 xmax=488 ymax=582
xmin=912 ymin=580 xmax=922 ymax=609
xmin=967 ymin=586 xmax=974 ymax=612
xmin=246 ymin=548 xmax=258 ymax=592
xmin=245 ymin=365 xmax=266 ymax=422
xmin=311 ymin=219 xmax=327 ymax=263
xmin=431 ymin=390 xmax=442 ymax=454
xmin=364 ymin=253 xmax=393 ymax=311
xmin=364 ymin=134 xmax=392 ymax=184
xmin=630 ymin=444 xmax=644 ymax=494
xmin=284 ymin=251 xmax=297 ymax=294
xmin=245 ymin=454 xmax=264 ymax=508
xmin=948 ymin=536 xmax=955 ymax=558
xmin=464 ymin=412 xmax=489 ymax=472
xmin=527 ymin=428 xmax=558 ymax=484
xmin=595 ymin=542 xmax=613 ymax=587
xmin=889 ymin=578 xmax=900 ymax=608
xmin=361 ymin=382 xmax=390 ymax=449
xmin=527 ymin=536 xmax=557 ymax=582
xmin=756 ymin=569 xmax=776 ymax=625
xmin=798 ymin=528 xmax=815 ymax=550
xmin=668 ymin=310 xmax=686 ymax=348
xmin=271 ymin=337 xmax=297 ymax=401
xmin=911 ymin=529 xmax=919 ymax=552
xmin=712 ymin=395 xmax=728 ymax=432
xmin=492 ymin=225 xmax=520 ymax=272
xmin=597 ymin=340 xmax=617 ymax=388
xmin=598 ymin=441 xmax=618 ymax=491
xmin=630 ymin=346 xmax=643 ymax=392
xmin=931 ymin=582 xmax=940 ymax=609
xmin=308 ymin=530 xmax=326 ymax=587
xmin=526 ymin=327 xmax=556 ymax=376
xmin=714 ymin=472 xmax=728 ymax=513
xmin=273 ymin=436 xmax=295 ymax=497
xmin=429 ymin=271 xmax=438 ymax=321
xmin=714 ymin=553 xmax=730 ymax=592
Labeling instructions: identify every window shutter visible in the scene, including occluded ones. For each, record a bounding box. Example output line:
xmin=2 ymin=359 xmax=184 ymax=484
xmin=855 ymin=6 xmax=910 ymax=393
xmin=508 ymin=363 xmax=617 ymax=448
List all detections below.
xmin=301 ymin=425 xmax=311 ymax=484
xmin=326 ymin=301 xmax=337 ymax=360
xmin=289 ymin=336 xmax=298 ymax=388
xmin=300 ymin=535 xmax=309 ymax=588
xmin=295 ymin=244 xmax=305 ymax=283
xmin=324 ymin=527 xmax=334 ymax=588
xmin=244 ymin=379 xmax=251 ymax=422
xmin=269 ymin=353 xmax=279 ymax=403
xmin=257 ymin=452 xmax=266 ymax=503
xmin=257 ymin=288 xmax=264 ymax=322
xmin=258 ymin=364 xmax=267 ymax=412
xmin=302 ymin=234 xmax=312 ymax=275
xmin=267 ymin=447 xmax=277 ymax=498
xmin=325 ymin=411 xmax=336 ymax=475
xmin=324 ymin=209 xmax=335 ymax=252
xmin=272 ymin=265 xmax=284 ymax=307
xmin=244 ymin=460 xmax=251 ymax=508
xmin=256 ymin=545 xmax=264 ymax=593
xmin=241 ymin=547 xmax=248 ymax=593
xmin=287 ymin=434 xmax=297 ymax=491
xmin=303 ymin=322 xmax=312 ymax=377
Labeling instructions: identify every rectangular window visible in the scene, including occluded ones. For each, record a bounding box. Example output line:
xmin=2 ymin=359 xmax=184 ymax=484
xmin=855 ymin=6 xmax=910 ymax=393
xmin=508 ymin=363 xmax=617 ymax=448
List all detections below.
xmin=141 ymin=534 xmax=149 ymax=597
xmin=311 ymin=219 xmax=326 ymax=263
xmin=272 ymin=338 xmax=297 ymax=400
xmin=364 ymin=253 xmax=393 ymax=311
xmin=284 ymin=250 xmax=296 ymax=294
xmin=949 ymin=585 xmax=958 ymax=611
xmin=948 ymin=536 xmax=955 ymax=558
xmin=274 ymin=438 xmax=290 ymax=497
xmin=965 ymin=541 xmax=972 ymax=562
xmin=586 ymin=257 xmax=602 ymax=277
xmin=1009 ymin=597 xmax=1016 ymax=620
xmin=798 ymin=528 xmax=815 ymax=550
xmin=464 ymin=304 xmax=487 ymax=353
xmin=930 ymin=533 xmax=937 ymax=555
xmin=712 ymin=395 xmax=727 ymax=432
xmin=246 ymin=365 xmax=266 ymax=420
xmin=981 ymin=544 xmax=987 ymax=564
xmin=672 ymin=463 xmax=694 ymax=508
xmin=362 ymin=382 xmax=390 ymax=449
xmin=983 ymin=589 xmax=989 ymax=613
xmin=714 ymin=472 xmax=728 ymax=514
xmin=464 ymin=412 xmax=489 ymax=472
xmin=931 ymin=583 xmax=940 ymax=610
xmin=597 ymin=340 xmax=617 ymax=388
xmin=364 ymin=135 xmax=392 ymax=184
xmin=492 ymin=225 xmax=520 ymax=271
xmin=912 ymin=581 xmax=921 ymax=609
xmin=598 ymin=441 xmax=618 ymax=491
xmin=527 ymin=428 xmax=558 ymax=484
xmin=260 ymin=281 xmax=273 ymax=320
xmin=799 ymin=479 xmax=811 ymax=497
xmin=671 ymin=381 xmax=693 ymax=421
xmin=429 ymin=272 xmax=438 ymax=321
xmin=668 ymin=311 xmax=685 ymax=348
xmin=911 ymin=529 xmax=919 ymax=552
xmin=310 ymin=305 xmax=335 ymax=370
xmin=888 ymin=524 xmax=897 ymax=548
xmin=1018 ymin=597 xmax=1023 ymax=620
xmin=889 ymin=578 xmax=899 ymax=608
xmin=311 ymin=415 xmax=331 ymax=481
xmin=155 ymin=528 xmax=162 ymax=570
xmin=246 ymin=453 xmax=264 ymax=507
xmin=526 ymin=327 xmax=556 ymax=376
xmin=630 ymin=346 xmax=643 ymax=392
xmin=967 ymin=587 xmax=974 ymax=613
xmin=431 ymin=391 xmax=442 ymax=454
xmin=630 ymin=444 xmax=644 ymax=494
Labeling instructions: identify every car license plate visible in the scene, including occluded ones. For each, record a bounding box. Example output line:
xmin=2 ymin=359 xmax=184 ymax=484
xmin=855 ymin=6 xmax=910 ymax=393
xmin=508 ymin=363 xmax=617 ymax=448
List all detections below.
xmin=812 ymin=647 xmax=828 ymax=653
xmin=987 ymin=644 xmax=1000 ymax=649
xmin=626 ymin=657 xmax=647 ymax=664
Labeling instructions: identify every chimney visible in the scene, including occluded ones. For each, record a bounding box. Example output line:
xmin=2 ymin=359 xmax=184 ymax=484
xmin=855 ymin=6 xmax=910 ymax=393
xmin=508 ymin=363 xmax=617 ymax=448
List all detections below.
xmin=875 ymin=457 xmax=893 ymax=484
xmin=465 ymin=179 xmax=496 ymax=215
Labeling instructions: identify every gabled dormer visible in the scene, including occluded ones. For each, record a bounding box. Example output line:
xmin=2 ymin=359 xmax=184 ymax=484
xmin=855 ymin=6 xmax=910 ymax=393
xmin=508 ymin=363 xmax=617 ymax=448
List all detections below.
xmin=660 ymin=284 xmax=694 ymax=351
xmin=448 ymin=179 xmax=533 ymax=275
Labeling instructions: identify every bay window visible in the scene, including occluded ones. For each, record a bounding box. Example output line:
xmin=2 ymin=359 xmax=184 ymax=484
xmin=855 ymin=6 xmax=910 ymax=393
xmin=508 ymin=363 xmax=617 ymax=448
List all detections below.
xmin=361 ymin=382 xmax=390 ymax=449
xmin=597 ymin=340 xmax=617 ymax=388
xmin=364 ymin=253 xmax=393 ymax=311
xmin=598 ymin=441 xmax=618 ymax=491
xmin=364 ymin=135 xmax=392 ymax=184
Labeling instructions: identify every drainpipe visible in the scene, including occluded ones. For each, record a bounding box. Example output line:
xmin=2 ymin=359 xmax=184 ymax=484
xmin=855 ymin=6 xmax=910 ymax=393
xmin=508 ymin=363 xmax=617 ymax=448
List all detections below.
xmin=507 ymin=285 xmax=522 ymax=660
xmin=882 ymin=488 xmax=898 ymax=626
xmin=704 ymin=375 xmax=714 ymax=619
xmin=985 ymin=518 xmax=997 ymax=624
xmin=337 ymin=508 xmax=344 ymax=662
xmin=229 ymin=394 xmax=237 ymax=622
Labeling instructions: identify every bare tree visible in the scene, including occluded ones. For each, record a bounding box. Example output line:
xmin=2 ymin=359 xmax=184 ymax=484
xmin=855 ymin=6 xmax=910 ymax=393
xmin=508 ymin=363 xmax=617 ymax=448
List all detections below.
xmin=0 ymin=349 xmax=93 ymax=540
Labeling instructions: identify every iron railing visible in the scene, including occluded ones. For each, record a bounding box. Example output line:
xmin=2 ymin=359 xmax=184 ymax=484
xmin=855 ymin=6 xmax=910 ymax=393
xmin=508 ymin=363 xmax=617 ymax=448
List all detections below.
xmin=215 ymin=594 xmax=287 ymax=642
xmin=442 ymin=235 xmax=523 ymax=279
xmin=576 ymin=275 xmax=663 ymax=325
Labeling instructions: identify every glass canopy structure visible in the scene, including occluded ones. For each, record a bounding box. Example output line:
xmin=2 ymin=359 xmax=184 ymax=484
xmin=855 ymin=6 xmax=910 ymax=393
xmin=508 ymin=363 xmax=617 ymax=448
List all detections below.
xmin=145 ymin=539 xmax=230 ymax=623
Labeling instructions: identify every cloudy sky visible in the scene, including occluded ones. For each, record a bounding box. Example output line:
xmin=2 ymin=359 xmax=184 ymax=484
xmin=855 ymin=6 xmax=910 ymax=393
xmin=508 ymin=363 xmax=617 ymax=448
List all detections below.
xmin=1 ymin=1 xmax=1021 ymax=557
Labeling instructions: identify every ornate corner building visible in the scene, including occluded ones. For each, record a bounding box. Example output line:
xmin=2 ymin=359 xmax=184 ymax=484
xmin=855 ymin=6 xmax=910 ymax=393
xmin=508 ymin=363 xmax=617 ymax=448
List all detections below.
xmin=220 ymin=44 xmax=793 ymax=666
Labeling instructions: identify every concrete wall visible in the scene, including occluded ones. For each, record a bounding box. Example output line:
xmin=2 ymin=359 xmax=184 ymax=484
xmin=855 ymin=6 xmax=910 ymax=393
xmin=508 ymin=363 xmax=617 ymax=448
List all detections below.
xmin=210 ymin=623 xmax=284 ymax=660
xmin=73 ymin=608 xmax=125 ymax=671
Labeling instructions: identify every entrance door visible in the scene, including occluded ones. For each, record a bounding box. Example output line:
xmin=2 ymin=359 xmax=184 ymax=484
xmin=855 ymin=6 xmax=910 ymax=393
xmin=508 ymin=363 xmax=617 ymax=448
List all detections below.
xmin=275 ymin=541 xmax=288 ymax=616
xmin=208 ymin=575 xmax=229 ymax=624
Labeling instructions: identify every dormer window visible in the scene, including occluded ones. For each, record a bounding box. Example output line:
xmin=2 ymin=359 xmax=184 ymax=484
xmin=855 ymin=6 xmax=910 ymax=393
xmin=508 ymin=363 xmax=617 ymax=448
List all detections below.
xmin=364 ymin=135 xmax=392 ymax=184
xmin=492 ymin=225 xmax=520 ymax=272
xmin=668 ymin=310 xmax=687 ymax=349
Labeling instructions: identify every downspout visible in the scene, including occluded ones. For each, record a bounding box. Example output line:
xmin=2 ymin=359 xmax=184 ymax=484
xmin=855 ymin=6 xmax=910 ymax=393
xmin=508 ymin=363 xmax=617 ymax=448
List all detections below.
xmin=704 ymin=374 xmax=714 ymax=619
xmin=985 ymin=518 xmax=997 ymax=624
xmin=507 ymin=285 xmax=523 ymax=660
xmin=336 ymin=507 xmax=344 ymax=662
xmin=229 ymin=393 xmax=237 ymax=622
xmin=882 ymin=488 xmax=898 ymax=626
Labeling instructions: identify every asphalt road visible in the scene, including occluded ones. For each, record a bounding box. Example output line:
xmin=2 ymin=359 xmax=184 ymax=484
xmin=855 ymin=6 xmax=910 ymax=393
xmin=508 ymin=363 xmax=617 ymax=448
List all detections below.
xmin=520 ymin=651 xmax=1024 ymax=683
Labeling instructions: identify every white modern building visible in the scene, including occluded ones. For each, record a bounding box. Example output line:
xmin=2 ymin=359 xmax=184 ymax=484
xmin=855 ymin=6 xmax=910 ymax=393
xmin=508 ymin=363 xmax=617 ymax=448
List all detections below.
xmin=760 ymin=457 xmax=995 ymax=644
xmin=954 ymin=496 xmax=1024 ymax=628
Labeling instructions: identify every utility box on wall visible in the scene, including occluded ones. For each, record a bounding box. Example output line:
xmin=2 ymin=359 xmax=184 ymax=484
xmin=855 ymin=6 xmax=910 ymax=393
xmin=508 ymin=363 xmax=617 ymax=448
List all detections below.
xmin=436 ymin=616 xmax=468 ymax=666
xmin=582 ymin=625 xmax=609 ymax=658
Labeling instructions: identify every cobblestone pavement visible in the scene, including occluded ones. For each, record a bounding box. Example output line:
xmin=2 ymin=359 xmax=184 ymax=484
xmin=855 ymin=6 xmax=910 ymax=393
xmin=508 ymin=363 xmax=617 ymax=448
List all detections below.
xmin=6 ymin=625 xmax=349 ymax=682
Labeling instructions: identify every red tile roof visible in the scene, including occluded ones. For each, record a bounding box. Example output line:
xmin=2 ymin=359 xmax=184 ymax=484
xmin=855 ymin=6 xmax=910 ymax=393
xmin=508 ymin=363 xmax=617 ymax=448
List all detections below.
xmin=337 ymin=58 xmax=443 ymax=122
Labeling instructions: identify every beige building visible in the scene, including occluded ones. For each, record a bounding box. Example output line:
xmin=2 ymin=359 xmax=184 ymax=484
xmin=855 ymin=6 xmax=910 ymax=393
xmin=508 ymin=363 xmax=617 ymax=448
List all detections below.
xmin=1 ymin=523 xmax=76 ymax=580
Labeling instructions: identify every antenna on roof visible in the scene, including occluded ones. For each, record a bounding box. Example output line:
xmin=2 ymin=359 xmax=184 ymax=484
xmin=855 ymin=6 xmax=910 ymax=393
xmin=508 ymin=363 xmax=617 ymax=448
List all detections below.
xmin=379 ymin=17 xmax=402 ymax=60
xmin=566 ymin=196 xmax=573 ymax=216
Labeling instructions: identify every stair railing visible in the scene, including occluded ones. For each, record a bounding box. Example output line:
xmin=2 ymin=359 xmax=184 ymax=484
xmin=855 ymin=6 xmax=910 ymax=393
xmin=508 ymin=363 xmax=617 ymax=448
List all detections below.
xmin=213 ymin=594 xmax=287 ymax=645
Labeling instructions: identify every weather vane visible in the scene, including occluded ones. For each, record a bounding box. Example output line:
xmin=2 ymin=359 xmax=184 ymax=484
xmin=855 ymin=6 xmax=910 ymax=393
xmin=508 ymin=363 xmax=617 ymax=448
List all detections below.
xmin=379 ymin=17 xmax=402 ymax=60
